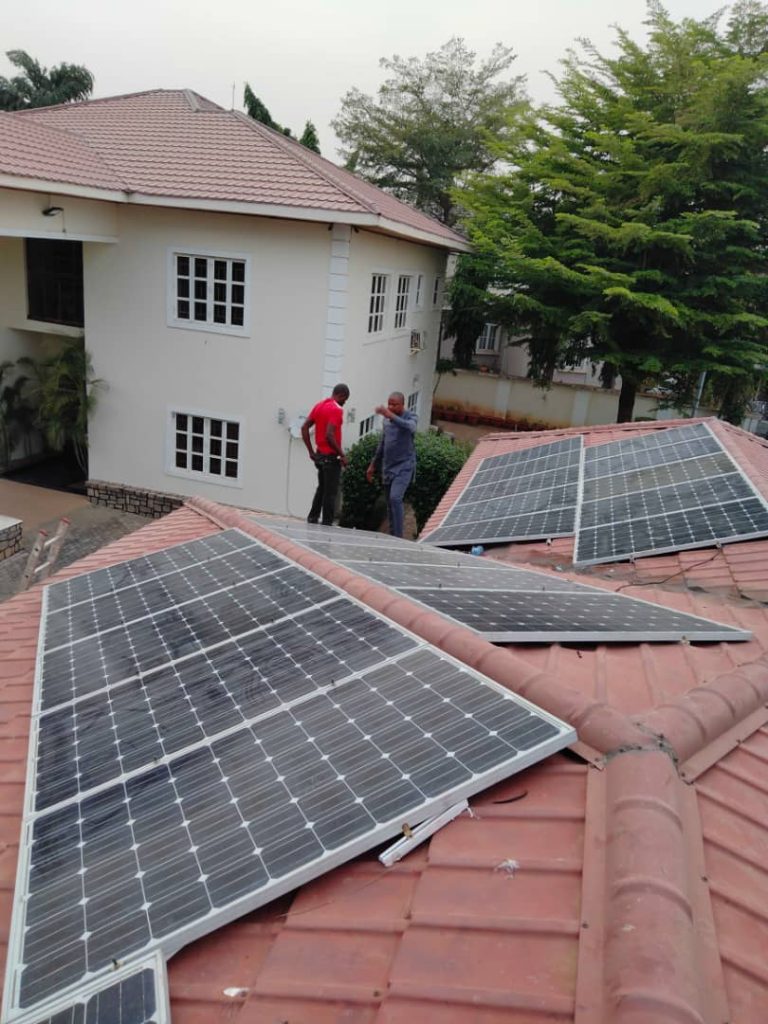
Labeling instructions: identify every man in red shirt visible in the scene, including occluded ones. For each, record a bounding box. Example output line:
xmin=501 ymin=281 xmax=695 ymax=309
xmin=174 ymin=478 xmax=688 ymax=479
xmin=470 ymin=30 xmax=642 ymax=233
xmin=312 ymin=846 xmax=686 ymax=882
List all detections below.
xmin=301 ymin=383 xmax=350 ymax=525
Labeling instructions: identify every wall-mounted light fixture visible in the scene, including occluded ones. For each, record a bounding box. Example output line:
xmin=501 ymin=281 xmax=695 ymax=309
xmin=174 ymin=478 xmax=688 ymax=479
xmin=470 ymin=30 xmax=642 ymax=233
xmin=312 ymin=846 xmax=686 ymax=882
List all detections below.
xmin=42 ymin=206 xmax=64 ymax=217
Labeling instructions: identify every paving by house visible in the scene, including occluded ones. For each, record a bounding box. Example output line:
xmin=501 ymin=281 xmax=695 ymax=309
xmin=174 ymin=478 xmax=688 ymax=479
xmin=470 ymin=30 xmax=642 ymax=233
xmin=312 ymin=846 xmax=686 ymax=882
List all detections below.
xmin=0 ymin=481 xmax=149 ymax=601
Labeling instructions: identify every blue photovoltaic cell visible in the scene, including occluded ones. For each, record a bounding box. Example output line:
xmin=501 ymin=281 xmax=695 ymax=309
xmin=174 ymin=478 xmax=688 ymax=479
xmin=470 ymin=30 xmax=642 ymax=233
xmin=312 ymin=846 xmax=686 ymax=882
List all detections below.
xmin=24 ymin=964 xmax=159 ymax=1024
xmin=254 ymin=519 xmax=749 ymax=644
xmin=422 ymin=436 xmax=583 ymax=547
xmin=6 ymin=529 xmax=574 ymax=1022
xmin=575 ymin=424 xmax=768 ymax=564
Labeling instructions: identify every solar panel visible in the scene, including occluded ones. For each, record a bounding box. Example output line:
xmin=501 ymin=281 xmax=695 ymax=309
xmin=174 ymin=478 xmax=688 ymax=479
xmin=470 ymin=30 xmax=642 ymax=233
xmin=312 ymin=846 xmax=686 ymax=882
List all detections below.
xmin=4 ymin=530 xmax=574 ymax=1023
xmin=252 ymin=519 xmax=751 ymax=644
xmin=575 ymin=423 xmax=768 ymax=564
xmin=15 ymin=956 xmax=167 ymax=1024
xmin=420 ymin=436 xmax=583 ymax=547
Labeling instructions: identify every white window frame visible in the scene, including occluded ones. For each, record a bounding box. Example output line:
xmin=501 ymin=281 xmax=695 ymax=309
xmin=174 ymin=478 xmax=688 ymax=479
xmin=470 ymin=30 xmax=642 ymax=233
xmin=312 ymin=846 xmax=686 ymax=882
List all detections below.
xmin=167 ymin=248 xmax=250 ymax=337
xmin=407 ymin=391 xmax=420 ymax=416
xmin=368 ymin=273 xmax=389 ymax=334
xmin=358 ymin=413 xmax=378 ymax=439
xmin=394 ymin=275 xmax=412 ymax=330
xmin=414 ymin=273 xmax=424 ymax=309
xmin=166 ymin=406 xmax=244 ymax=488
xmin=432 ymin=275 xmax=442 ymax=308
xmin=476 ymin=323 xmax=499 ymax=353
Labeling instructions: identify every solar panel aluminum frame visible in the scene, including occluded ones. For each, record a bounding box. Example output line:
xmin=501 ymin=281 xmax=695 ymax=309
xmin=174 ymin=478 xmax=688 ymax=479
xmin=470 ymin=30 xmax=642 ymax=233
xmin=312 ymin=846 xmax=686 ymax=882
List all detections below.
xmin=574 ymin=422 xmax=768 ymax=565
xmin=3 ymin=537 xmax=576 ymax=1023
xmin=420 ymin=437 xmax=585 ymax=548
xmin=3 ymin=952 xmax=169 ymax=1024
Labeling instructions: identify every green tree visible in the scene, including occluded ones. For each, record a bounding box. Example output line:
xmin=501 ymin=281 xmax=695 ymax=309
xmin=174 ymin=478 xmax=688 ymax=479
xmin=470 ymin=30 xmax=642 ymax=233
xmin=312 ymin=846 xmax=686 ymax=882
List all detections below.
xmin=299 ymin=119 xmax=321 ymax=153
xmin=243 ymin=84 xmax=292 ymax=136
xmin=19 ymin=341 xmax=101 ymax=474
xmin=444 ymin=255 xmax=493 ymax=368
xmin=333 ymin=38 xmax=526 ymax=225
xmin=459 ymin=2 xmax=768 ymax=422
xmin=0 ymin=50 xmax=93 ymax=110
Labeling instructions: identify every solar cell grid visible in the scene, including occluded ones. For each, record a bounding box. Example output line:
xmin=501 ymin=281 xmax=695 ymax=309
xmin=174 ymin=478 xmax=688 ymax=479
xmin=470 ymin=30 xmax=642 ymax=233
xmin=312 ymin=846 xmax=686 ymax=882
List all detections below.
xmin=257 ymin=519 xmax=749 ymax=643
xmin=17 ymin=630 xmax=572 ymax=1013
xmin=40 ymin=567 xmax=338 ymax=710
xmin=19 ymin=962 xmax=162 ymax=1024
xmin=575 ymin=423 xmax=768 ymax=564
xmin=47 ymin=531 xmax=256 ymax=612
xmin=34 ymin=598 xmax=417 ymax=811
xmin=422 ymin=436 xmax=583 ymax=548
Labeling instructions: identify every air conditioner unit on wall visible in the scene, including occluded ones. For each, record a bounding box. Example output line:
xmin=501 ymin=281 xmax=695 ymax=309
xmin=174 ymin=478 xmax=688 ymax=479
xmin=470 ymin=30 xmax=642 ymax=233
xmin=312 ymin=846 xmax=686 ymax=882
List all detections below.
xmin=410 ymin=329 xmax=425 ymax=354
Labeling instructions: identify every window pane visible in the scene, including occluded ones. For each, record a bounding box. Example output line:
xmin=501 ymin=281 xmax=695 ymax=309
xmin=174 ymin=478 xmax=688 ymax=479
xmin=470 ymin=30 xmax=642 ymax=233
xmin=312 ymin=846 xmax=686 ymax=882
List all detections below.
xmin=194 ymin=258 xmax=208 ymax=277
xmin=230 ymin=307 xmax=244 ymax=327
xmin=226 ymin=441 xmax=238 ymax=459
xmin=227 ymin=422 xmax=239 ymax=440
xmin=214 ymin=282 xmax=226 ymax=303
xmin=177 ymin=256 xmax=190 ymax=276
xmin=192 ymin=435 xmax=204 ymax=453
xmin=194 ymin=280 xmax=207 ymax=300
xmin=192 ymin=416 xmax=204 ymax=433
xmin=213 ymin=305 xmax=226 ymax=324
xmin=177 ymin=300 xmax=190 ymax=319
xmin=231 ymin=284 xmax=244 ymax=305
xmin=214 ymin=260 xmax=227 ymax=280
xmin=192 ymin=454 xmax=204 ymax=472
xmin=177 ymin=279 xmax=189 ymax=298
xmin=175 ymin=432 xmax=187 ymax=448
xmin=194 ymin=302 xmax=207 ymax=321
xmin=210 ymin=419 xmax=222 ymax=437
xmin=175 ymin=414 xmax=188 ymax=430
xmin=225 ymin=462 xmax=238 ymax=478
xmin=26 ymin=239 xmax=84 ymax=327
xmin=232 ymin=262 xmax=245 ymax=282
xmin=175 ymin=452 xmax=187 ymax=468
xmin=209 ymin=457 xmax=221 ymax=475
xmin=210 ymin=438 xmax=221 ymax=456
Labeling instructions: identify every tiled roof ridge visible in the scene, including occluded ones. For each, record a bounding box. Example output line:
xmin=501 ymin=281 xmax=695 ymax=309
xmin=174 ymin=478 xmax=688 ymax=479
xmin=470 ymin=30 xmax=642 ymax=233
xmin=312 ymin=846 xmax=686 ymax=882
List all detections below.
xmin=9 ymin=87 xmax=219 ymax=117
xmin=228 ymin=111 xmax=381 ymax=217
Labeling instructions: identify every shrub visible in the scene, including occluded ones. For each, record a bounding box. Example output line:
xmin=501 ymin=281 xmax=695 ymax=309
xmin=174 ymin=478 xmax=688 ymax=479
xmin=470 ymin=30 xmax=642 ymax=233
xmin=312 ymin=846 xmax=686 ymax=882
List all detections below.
xmin=340 ymin=429 xmax=471 ymax=534
xmin=410 ymin=431 xmax=471 ymax=532
xmin=339 ymin=432 xmax=384 ymax=529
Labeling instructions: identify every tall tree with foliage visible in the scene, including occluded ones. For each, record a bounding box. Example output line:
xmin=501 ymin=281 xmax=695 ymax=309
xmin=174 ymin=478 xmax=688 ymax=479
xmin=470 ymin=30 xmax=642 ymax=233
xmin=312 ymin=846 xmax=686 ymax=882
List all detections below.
xmin=458 ymin=2 xmax=768 ymax=422
xmin=333 ymin=38 xmax=526 ymax=225
xmin=0 ymin=49 xmax=93 ymax=110
xmin=299 ymin=120 xmax=321 ymax=153
xmin=243 ymin=84 xmax=292 ymax=136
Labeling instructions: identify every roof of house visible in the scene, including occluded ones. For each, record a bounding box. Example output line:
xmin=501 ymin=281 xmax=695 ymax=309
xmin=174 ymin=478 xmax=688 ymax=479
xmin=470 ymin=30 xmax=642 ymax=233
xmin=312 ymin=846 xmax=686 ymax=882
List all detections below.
xmin=0 ymin=89 xmax=468 ymax=251
xmin=2 ymin=421 xmax=768 ymax=1022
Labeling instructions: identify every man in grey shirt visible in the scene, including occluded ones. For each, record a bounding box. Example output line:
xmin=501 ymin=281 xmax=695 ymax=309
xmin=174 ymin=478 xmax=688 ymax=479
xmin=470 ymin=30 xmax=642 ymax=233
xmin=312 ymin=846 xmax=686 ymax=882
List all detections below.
xmin=366 ymin=391 xmax=417 ymax=537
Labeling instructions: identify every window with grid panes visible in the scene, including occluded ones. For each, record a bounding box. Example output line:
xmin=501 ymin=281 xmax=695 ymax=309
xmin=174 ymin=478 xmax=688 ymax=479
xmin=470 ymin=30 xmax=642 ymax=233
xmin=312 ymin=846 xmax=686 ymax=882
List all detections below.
xmin=173 ymin=254 xmax=246 ymax=330
xmin=358 ymin=414 xmax=377 ymax=438
xmin=415 ymin=274 xmax=424 ymax=308
xmin=368 ymin=274 xmax=388 ymax=333
xmin=476 ymin=323 xmax=499 ymax=352
xmin=173 ymin=412 xmax=241 ymax=480
xmin=432 ymin=275 xmax=442 ymax=307
xmin=407 ymin=391 xmax=419 ymax=414
xmin=394 ymin=275 xmax=411 ymax=329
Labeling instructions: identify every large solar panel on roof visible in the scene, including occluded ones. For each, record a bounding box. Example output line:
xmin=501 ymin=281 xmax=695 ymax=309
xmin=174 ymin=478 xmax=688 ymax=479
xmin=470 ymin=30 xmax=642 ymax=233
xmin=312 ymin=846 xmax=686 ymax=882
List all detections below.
xmin=575 ymin=422 xmax=768 ymax=565
xmin=251 ymin=518 xmax=750 ymax=643
xmin=4 ymin=530 xmax=574 ymax=1023
xmin=420 ymin=436 xmax=583 ymax=547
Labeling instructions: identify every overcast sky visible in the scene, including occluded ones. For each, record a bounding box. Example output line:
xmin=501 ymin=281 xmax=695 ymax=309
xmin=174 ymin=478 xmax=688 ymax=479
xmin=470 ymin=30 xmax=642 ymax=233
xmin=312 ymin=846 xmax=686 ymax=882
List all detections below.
xmin=3 ymin=0 xmax=719 ymax=157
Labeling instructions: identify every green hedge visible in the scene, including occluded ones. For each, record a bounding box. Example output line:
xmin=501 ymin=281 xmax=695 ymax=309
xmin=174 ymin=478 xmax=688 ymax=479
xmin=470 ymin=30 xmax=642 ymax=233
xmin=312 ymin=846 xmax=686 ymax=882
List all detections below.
xmin=340 ymin=429 xmax=471 ymax=534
